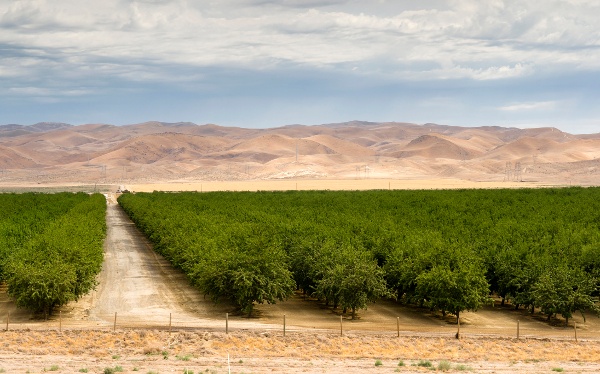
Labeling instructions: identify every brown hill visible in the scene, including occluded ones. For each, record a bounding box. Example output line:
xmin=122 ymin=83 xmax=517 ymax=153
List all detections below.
xmin=388 ymin=134 xmax=482 ymax=160
xmin=0 ymin=121 xmax=599 ymax=186
xmin=0 ymin=145 xmax=38 ymax=168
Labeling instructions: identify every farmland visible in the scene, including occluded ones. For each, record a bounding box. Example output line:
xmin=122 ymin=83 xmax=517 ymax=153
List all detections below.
xmin=0 ymin=192 xmax=106 ymax=315
xmin=2 ymin=187 xmax=600 ymax=373
xmin=118 ymin=188 xmax=600 ymax=325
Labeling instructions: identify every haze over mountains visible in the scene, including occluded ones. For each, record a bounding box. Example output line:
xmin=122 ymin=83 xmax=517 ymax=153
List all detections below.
xmin=0 ymin=121 xmax=599 ymax=186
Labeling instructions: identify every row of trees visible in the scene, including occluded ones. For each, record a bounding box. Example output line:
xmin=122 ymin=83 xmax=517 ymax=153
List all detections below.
xmin=118 ymin=188 xmax=600 ymax=323
xmin=0 ymin=193 xmax=106 ymax=316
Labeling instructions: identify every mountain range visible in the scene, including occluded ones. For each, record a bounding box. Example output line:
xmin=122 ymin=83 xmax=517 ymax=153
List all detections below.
xmin=1 ymin=121 xmax=599 ymax=186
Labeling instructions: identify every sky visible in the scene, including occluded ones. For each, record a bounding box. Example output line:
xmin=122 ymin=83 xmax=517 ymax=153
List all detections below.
xmin=1 ymin=0 xmax=600 ymax=134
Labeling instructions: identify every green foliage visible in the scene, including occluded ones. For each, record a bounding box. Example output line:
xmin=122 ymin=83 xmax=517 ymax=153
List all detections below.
xmin=415 ymin=250 xmax=491 ymax=321
xmin=374 ymin=359 xmax=383 ymax=366
xmin=117 ymin=188 xmax=600 ymax=322
xmin=532 ymin=265 xmax=599 ymax=324
xmin=552 ymin=368 xmax=564 ymax=372
xmin=196 ymin=235 xmax=295 ymax=316
xmin=0 ymin=193 xmax=106 ymax=314
xmin=315 ymin=248 xmax=388 ymax=318
xmin=416 ymin=360 xmax=433 ymax=367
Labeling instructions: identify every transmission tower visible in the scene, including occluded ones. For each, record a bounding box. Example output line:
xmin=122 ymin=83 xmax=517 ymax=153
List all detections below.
xmin=504 ymin=162 xmax=513 ymax=182
xmin=514 ymin=162 xmax=522 ymax=182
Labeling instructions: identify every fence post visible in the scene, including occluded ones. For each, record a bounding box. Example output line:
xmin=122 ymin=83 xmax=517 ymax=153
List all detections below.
xmin=113 ymin=312 xmax=117 ymax=332
xmin=456 ymin=316 xmax=460 ymax=339
xmin=226 ymin=313 xmax=229 ymax=334
xmin=283 ymin=314 xmax=286 ymax=337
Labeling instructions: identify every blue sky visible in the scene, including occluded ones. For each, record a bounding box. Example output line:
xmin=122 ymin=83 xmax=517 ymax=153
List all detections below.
xmin=1 ymin=0 xmax=600 ymax=134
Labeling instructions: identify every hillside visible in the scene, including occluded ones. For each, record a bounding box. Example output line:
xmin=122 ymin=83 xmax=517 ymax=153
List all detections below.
xmin=0 ymin=121 xmax=598 ymax=186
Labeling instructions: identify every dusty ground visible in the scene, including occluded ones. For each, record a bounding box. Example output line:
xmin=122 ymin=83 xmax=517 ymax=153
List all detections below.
xmin=2 ymin=181 xmax=600 ymax=372
xmin=1 ymin=330 xmax=600 ymax=373
xmin=128 ymin=178 xmax=558 ymax=192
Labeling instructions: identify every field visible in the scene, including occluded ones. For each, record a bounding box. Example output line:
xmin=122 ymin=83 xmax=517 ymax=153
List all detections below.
xmin=2 ymin=181 xmax=600 ymax=373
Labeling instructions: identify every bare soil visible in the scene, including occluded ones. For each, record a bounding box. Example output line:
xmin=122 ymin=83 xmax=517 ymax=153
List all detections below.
xmin=2 ymin=183 xmax=600 ymax=372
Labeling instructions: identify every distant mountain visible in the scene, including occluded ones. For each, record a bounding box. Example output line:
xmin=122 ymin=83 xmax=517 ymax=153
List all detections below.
xmin=0 ymin=120 xmax=598 ymax=185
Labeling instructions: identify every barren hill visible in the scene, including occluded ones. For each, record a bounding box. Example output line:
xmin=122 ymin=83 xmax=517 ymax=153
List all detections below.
xmin=0 ymin=121 xmax=599 ymax=186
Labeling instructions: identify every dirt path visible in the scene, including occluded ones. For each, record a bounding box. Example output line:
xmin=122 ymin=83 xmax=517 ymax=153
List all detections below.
xmin=88 ymin=201 xmax=205 ymax=322
xmin=73 ymin=200 xmax=236 ymax=329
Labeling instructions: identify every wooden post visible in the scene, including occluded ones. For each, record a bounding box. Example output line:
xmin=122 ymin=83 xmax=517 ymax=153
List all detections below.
xmin=517 ymin=320 xmax=520 ymax=339
xmin=397 ymin=317 xmax=400 ymax=337
xmin=169 ymin=313 xmax=172 ymax=333
xmin=574 ymin=321 xmax=578 ymax=342
xmin=283 ymin=314 xmax=286 ymax=337
xmin=113 ymin=312 xmax=117 ymax=332
xmin=340 ymin=315 xmax=343 ymax=337
xmin=226 ymin=313 xmax=229 ymax=334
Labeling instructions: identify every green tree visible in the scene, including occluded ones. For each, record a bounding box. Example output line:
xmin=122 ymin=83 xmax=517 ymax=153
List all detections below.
xmin=532 ymin=265 xmax=599 ymax=325
xmin=416 ymin=260 xmax=491 ymax=323
xmin=6 ymin=258 xmax=77 ymax=317
xmin=314 ymin=245 xmax=387 ymax=319
xmin=197 ymin=232 xmax=295 ymax=316
xmin=337 ymin=254 xmax=388 ymax=319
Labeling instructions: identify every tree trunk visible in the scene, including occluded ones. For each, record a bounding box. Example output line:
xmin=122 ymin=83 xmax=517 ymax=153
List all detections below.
xmin=565 ymin=316 xmax=569 ymax=326
xmin=456 ymin=310 xmax=460 ymax=324
xmin=501 ymin=297 xmax=505 ymax=306
xmin=352 ymin=306 xmax=357 ymax=320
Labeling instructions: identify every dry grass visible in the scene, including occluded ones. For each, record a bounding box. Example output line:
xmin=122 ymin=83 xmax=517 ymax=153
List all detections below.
xmin=1 ymin=329 xmax=599 ymax=362
xmin=1 ymin=329 xmax=599 ymax=373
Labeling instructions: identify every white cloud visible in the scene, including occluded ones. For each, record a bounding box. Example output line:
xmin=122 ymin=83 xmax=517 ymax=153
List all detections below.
xmin=1 ymin=0 xmax=600 ymax=131
xmin=0 ymin=0 xmax=599 ymax=83
xmin=498 ymin=101 xmax=559 ymax=111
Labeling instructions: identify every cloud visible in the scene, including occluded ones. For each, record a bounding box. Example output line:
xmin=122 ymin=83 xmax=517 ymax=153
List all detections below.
xmin=1 ymin=0 xmax=600 ymax=131
xmin=498 ymin=101 xmax=559 ymax=111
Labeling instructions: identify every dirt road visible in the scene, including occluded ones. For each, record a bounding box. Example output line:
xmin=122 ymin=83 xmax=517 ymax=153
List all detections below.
xmin=76 ymin=200 xmax=285 ymax=331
